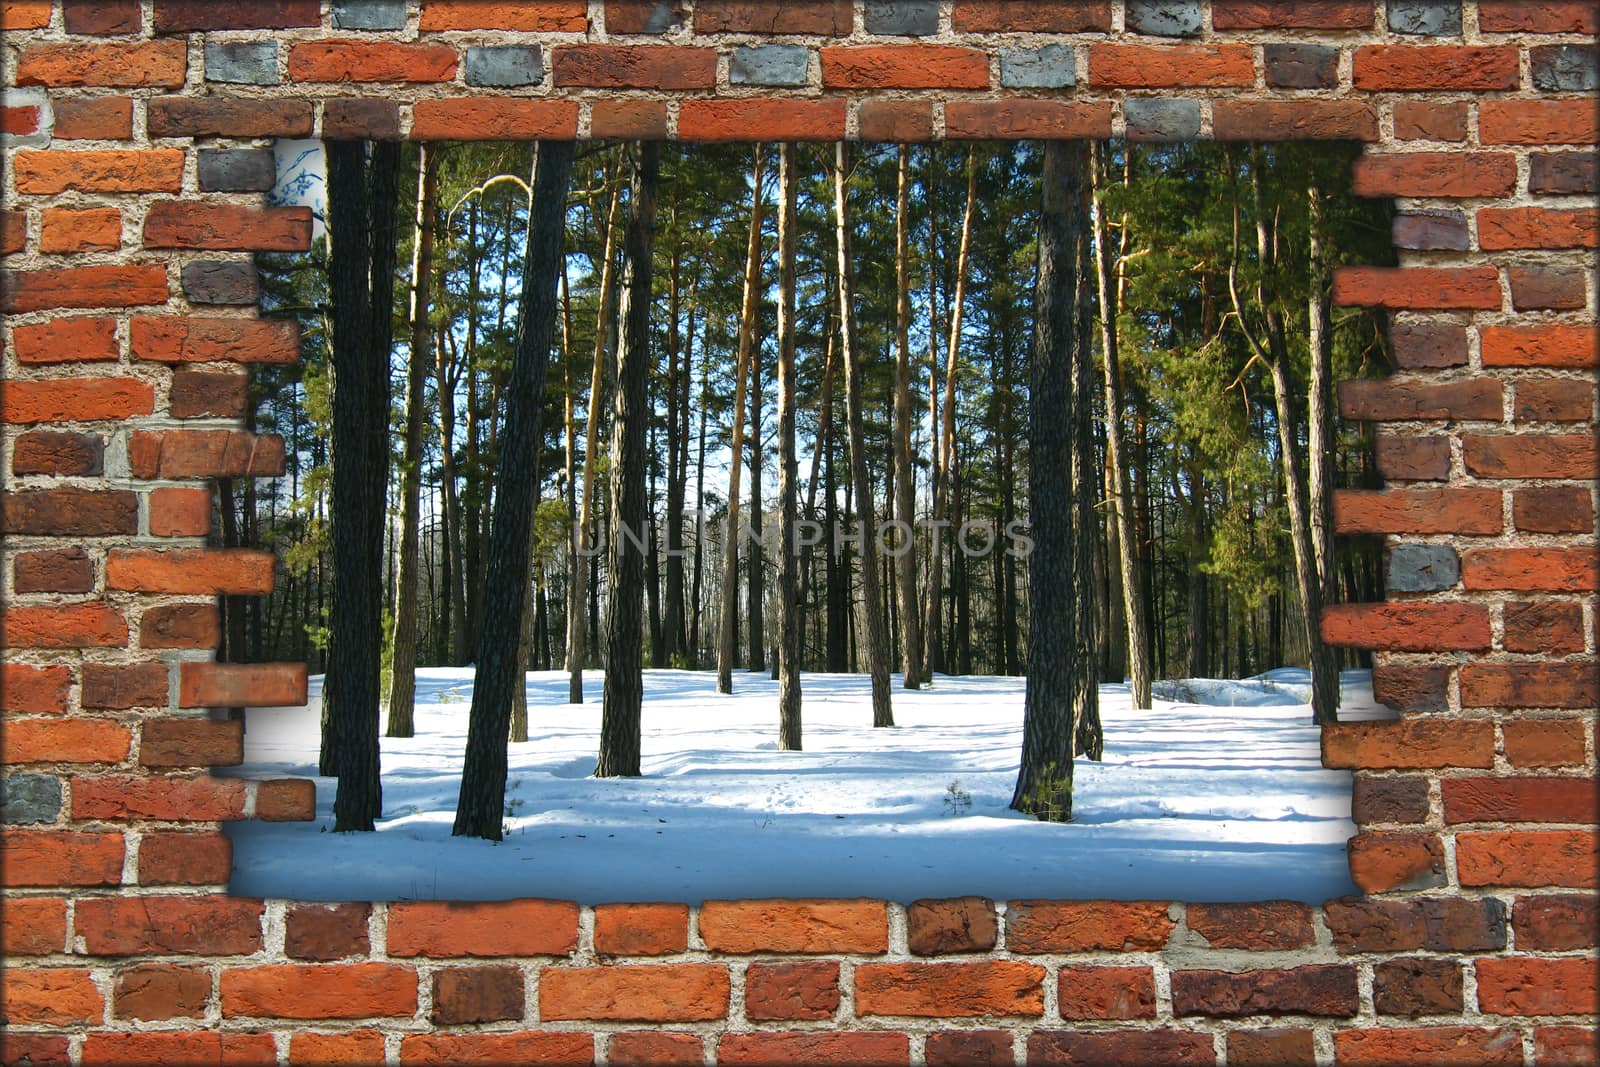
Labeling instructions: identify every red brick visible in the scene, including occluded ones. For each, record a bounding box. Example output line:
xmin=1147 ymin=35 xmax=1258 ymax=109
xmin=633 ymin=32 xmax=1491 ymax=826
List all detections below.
xmin=855 ymin=960 xmax=1044 ymax=1018
xmin=15 ymin=40 xmax=185 ymax=87
xmin=1 ymin=896 xmax=68 ymax=956
xmin=170 ymin=370 xmax=249 ymax=418
xmin=80 ymin=1032 xmax=275 ymax=1066
xmin=951 ymin=1 xmax=1108 ymax=31
xmin=1461 ymin=548 xmax=1599 ymax=592
xmin=1533 ymin=1026 xmax=1599 ymax=1066
xmin=418 ymin=0 xmax=585 ymax=30
xmin=1 ymin=265 xmax=168 ymax=314
xmin=1323 ymin=719 xmax=1495 ymax=770
xmin=1374 ymin=436 xmax=1449 ymax=481
xmin=905 ymin=897 xmax=997 ymax=955
xmin=694 ymin=0 xmax=853 ymax=34
xmin=1372 ymin=664 xmax=1451 ymax=713
xmin=605 ymin=0 xmax=682 ymax=32
xmin=112 ymin=963 xmax=212 ymax=1021
xmin=1393 ymin=101 xmax=1468 ymax=141
xmin=1171 ymin=964 xmax=1357 ymax=1017
xmin=71 ymin=774 xmax=244 ymax=821
xmin=0 ymin=968 xmax=104 ymax=1026
xmin=1332 ymin=266 xmax=1501 ymax=310
xmin=1503 ymin=719 xmax=1588 ymax=768
xmin=1462 ymin=662 xmax=1598 ymax=709
xmin=1 ymin=1 xmax=53 ymax=29
xmin=1323 ymin=602 xmax=1490 ymax=652
xmin=107 ymin=548 xmax=275 ymax=595
xmin=4 ymin=718 xmax=132 ymax=765
xmin=697 ymin=899 xmax=886 ymax=954
xmin=1335 ymin=1027 xmax=1521 ymax=1066
xmin=399 ymin=1032 xmax=594 ymax=1065
xmin=130 ymin=429 xmax=286 ymax=477
xmin=285 ymin=903 xmax=370 ymax=961
xmin=1480 ymin=100 xmax=1599 ymax=147
xmin=221 ymin=964 xmax=418 ymax=1019
xmin=1466 ymin=434 xmax=1597 ymax=479
xmin=0 ymin=210 xmax=24 ymax=255
xmin=1514 ymin=894 xmax=1599 ymax=951
xmin=14 ymin=547 xmax=94 ymax=594
xmin=945 ymin=102 xmax=1112 ymax=140
xmin=1339 ymin=377 xmax=1501 ymax=421
xmin=11 ymin=429 xmax=105 ymax=474
xmin=139 ymin=717 xmax=244 ymax=768
xmin=1354 ymin=46 xmax=1519 ymax=90
xmin=1444 ymin=777 xmax=1598 ymax=825
xmin=1213 ymin=101 xmax=1378 ymax=142
xmin=2 ymin=602 xmax=127 ymax=649
xmin=1503 ymin=599 xmax=1586 ymax=653
xmin=924 ymin=1030 xmax=1013 ymax=1067
xmin=1348 ymin=832 xmax=1447 ymax=892
xmin=77 ymin=895 xmax=260 ymax=956
xmin=1183 ymin=902 xmax=1314 ymax=951
xmin=606 ymin=1032 xmax=702 ymax=1066
xmin=744 ymin=960 xmax=840 ymax=1021
xmin=1373 ymin=956 xmax=1463 ymax=1016
xmin=1478 ymin=956 xmax=1598 ymax=1016
xmin=539 ymin=963 xmax=729 ymax=1022
xmin=1351 ymin=152 xmax=1517 ymax=198
xmin=411 ymin=99 xmax=578 ymax=141
xmin=589 ymin=100 xmax=667 ymax=140
xmin=1 ymin=663 xmax=72 ymax=713
xmin=678 ymin=99 xmax=846 ymax=142
xmin=823 ymin=46 xmax=989 ymax=90
xmin=1 ymin=488 xmax=139 ymax=537
xmin=153 ymin=0 xmax=318 ymax=30
xmin=858 ymin=100 xmax=932 ymax=142
xmin=1480 ymin=1 xmax=1598 ymax=32
xmin=1480 ymin=206 xmax=1599 ymax=250
xmin=257 ymin=779 xmax=314 ymax=821
xmin=1481 ymin=325 xmax=1599 ymax=369
xmin=1212 ymin=1 xmax=1371 ymax=28
xmin=147 ymin=98 xmax=314 ymax=139
xmin=1006 ymin=900 xmax=1174 ymax=952
xmin=136 ymin=829 xmax=231 ymax=885
xmin=289 ymin=1030 xmax=385 ymax=1065
xmin=387 ymin=899 xmax=578 ymax=957
xmin=1056 ymin=965 xmax=1156 ymax=1020
xmin=289 ymin=41 xmax=458 ymax=83
xmin=1027 ymin=1030 xmax=1214 ymax=1066
xmin=1334 ymin=488 xmax=1502 ymax=535
xmin=553 ymin=45 xmax=714 ymax=89
xmin=430 ymin=966 xmax=523 ymax=1025
xmin=1090 ymin=44 xmax=1254 ymax=88
xmin=322 ymin=98 xmax=400 ymax=140
xmin=718 ymin=1032 xmax=909 ymax=1066
xmin=178 ymin=662 xmax=307 ymax=709
xmin=143 ymin=205 xmax=311 ymax=253
xmin=1390 ymin=323 xmax=1468 ymax=369
xmin=1 ymin=829 xmax=124 ymax=886
xmin=1458 ymin=830 xmax=1598 ymax=887
xmin=64 ymin=0 xmax=141 ymax=34
xmin=148 ymin=487 xmax=212 ymax=538
xmin=593 ymin=902 xmax=688 ymax=956
xmin=53 ymin=96 xmax=134 ymax=139
xmin=1510 ymin=267 xmax=1588 ymax=312
xmin=39 ymin=208 xmax=120 ymax=253
xmin=12 ymin=317 xmax=120 ymax=364
xmin=15 ymin=151 xmax=180 ymax=196
xmin=1227 ymin=1029 xmax=1316 ymax=1066
xmin=1352 ymin=774 xmax=1432 ymax=824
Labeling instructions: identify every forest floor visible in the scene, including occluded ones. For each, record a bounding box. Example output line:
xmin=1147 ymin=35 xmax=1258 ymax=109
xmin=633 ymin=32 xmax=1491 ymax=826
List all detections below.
xmin=225 ymin=667 xmax=1389 ymax=904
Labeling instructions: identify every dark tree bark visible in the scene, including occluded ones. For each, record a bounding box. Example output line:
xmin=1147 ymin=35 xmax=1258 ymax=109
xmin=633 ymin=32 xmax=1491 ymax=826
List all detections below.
xmin=596 ymin=142 xmax=661 ymax=778
xmin=747 ymin=338 xmax=766 ymax=674
xmin=775 ymin=142 xmax=803 ymax=751
xmin=1071 ymin=179 xmax=1103 ymax=761
xmin=891 ymin=146 xmax=925 ymax=690
xmin=1012 ymin=139 xmax=1092 ymax=823
xmin=452 ymin=141 xmax=575 ymax=840
xmin=327 ymin=139 xmax=400 ymax=833
xmin=832 ymin=143 xmax=894 ymax=729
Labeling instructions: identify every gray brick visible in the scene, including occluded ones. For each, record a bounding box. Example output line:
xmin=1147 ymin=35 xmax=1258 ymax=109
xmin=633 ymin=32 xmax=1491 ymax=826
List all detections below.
xmin=182 ymin=261 xmax=261 ymax=306
xmin=1126 ymin=0 xmax=1202 ymax=37
xmin=332 ymin=0 xmax=408 ymax=30
xmin=1124 ymin=98 xmax=1201 ymax=141
xmin=1387 ymin=544 xmax=1459 ymax=593
xmin=198 ymin=149 xmax=276 ymax=193
xmin=1 ymin=774 xmax=61 ymax=825
xmin=1265 ymin=43 xmax=1338 ymax=89
xmin=1392 ymin=210 xmax=1469 ymax=251
xmin=205 ymin=41 xmax=279 ymax=85
xmin=730 ymin=45 xmax=811 ymax=87
xmin=1532 ymin=45 xmax=1598 ymax=93
xmin=1387 ymin=0 xmax=1460 ymax=36
xmin=864 ymin=0 xmax=938 ymax=36
xmin=464 ymin=45 xmax=544 ymax=87
xmin=1000 ymin=45 xmax=1076 ymax=89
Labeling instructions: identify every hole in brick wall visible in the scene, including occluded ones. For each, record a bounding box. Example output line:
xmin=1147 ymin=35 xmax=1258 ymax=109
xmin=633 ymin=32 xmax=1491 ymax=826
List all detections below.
xmin=219 ymin=138 xmax=1397 ymax=903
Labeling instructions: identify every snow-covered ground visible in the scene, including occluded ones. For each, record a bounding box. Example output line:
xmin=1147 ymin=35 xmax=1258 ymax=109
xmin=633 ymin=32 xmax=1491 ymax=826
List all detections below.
xmin=225 ymin=668 xmax=1383 ymax=904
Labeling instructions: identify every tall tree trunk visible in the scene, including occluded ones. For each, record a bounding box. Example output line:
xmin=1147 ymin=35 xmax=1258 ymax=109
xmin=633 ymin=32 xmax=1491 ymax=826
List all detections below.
xmin=567 ymin=169 xmax=623 ymax=704
xmin=689 ymin=321 xmax=707 ymax=666
xmin=1012 ymin=139 xmax=1090 ymax=823
xmin=717 ymin=146 xmax=766 ymax=694
xmin=386 ymin=142 xmax=440 ymax=738
xmin=891 ymin=146 xmax=925 ymax=690
xmin=662 ymin=236 xmax=687 ymax=664
xmin=799 ymin=298 xmax=835 ymax=652
xmin=1306 ymin=179 xmax=1340 ymax=718
xmin=646 ymin=419 xmax=664 ymax=667
xmin=833 ymin=143 xmax=894 ymax=729
xmin=1072 ymin=183 xmax=1102 ymax=761
xmin=597 ymin=142 xmax=661 ymax=778
xmin=326 ymin=138 xmax=400 ymax=832
xmin=437 ymin=320 xmax=467 ymax=665
xmin=453 ymin=141 xmax=574 ymax=840
xmin=509 ymin=457 xmax=541 ymax=744
xmin=747 ymin=340 xmax=766 ymax=673
xmin=1090 ymin=142 xmax=1154 ymax=709
xmin=775 ymin=143 xmax=803 ymax=751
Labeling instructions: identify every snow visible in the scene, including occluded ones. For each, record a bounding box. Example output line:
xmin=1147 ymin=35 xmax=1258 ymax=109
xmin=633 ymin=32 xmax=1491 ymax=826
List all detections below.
xmin=224 ymin=668 xmax=1379 ymax=904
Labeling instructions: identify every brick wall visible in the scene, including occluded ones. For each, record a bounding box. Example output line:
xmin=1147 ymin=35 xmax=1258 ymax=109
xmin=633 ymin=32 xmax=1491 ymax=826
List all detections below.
xmin=2 ymin=1 xmax=1595 ymax=1063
